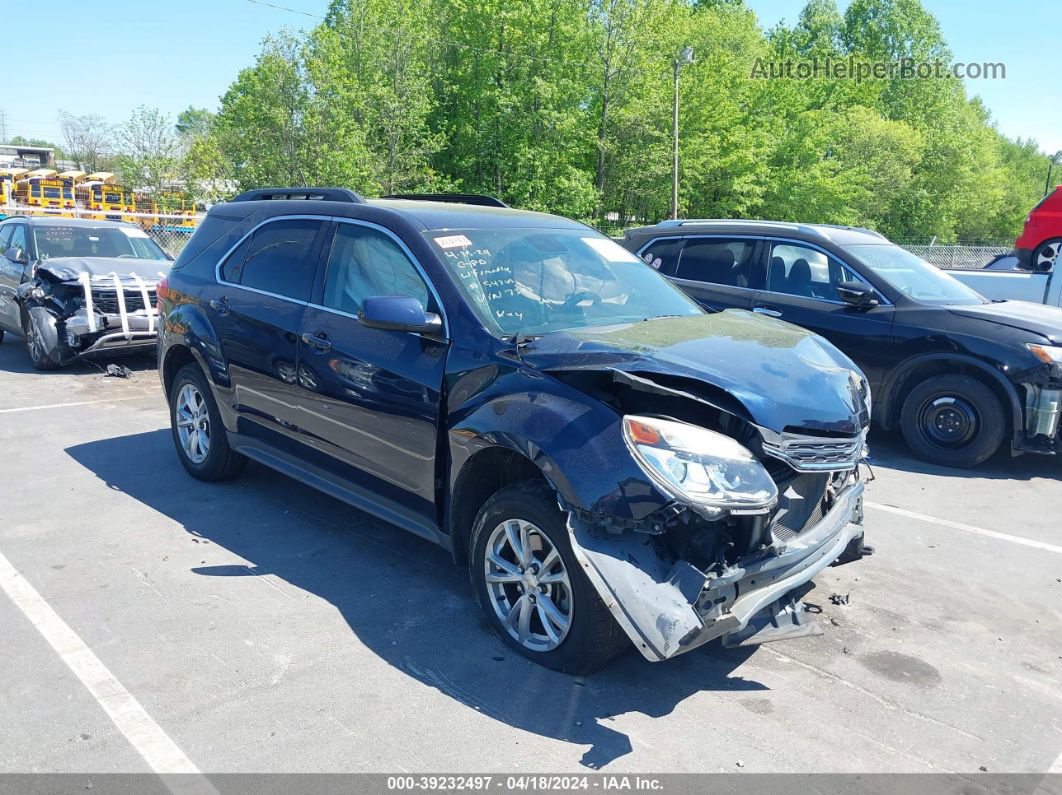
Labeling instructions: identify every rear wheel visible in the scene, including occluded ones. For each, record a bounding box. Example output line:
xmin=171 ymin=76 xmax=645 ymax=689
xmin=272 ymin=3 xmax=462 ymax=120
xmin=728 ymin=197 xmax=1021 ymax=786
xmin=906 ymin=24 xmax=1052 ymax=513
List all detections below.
xmin=469 ymin=481 xmax=629 ymax=674
xmin=1033 ymin=238 xmax=1062 ymax=271
xmin=900 ymin=374 xmax=1005 ymax=468
xmin=169 ymin=363 xmax=247 ymax=481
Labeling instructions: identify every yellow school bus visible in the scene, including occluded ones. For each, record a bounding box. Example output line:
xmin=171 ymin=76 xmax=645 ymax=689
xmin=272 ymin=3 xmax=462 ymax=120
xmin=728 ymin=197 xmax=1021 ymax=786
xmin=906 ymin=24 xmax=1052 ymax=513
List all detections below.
xmin=13 ymin=169 xmax=59 ymax=212
xmin=0 ymin=168 xmax=28 ymax=215
xmin=77 ymin=173 xmax=137 ymax=222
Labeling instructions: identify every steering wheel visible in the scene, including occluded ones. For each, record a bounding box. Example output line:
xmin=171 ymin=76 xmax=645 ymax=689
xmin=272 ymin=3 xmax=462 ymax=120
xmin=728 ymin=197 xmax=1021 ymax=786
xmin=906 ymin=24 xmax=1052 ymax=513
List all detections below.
xmin=558 ymin=290 xmax=600 ymax=314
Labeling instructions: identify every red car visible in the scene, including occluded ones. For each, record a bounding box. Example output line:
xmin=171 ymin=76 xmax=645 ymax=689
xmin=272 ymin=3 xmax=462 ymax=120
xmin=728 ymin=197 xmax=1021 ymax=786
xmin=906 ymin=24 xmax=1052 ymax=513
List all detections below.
xmin=1015 ymin=186 xmax=1062 ymax=271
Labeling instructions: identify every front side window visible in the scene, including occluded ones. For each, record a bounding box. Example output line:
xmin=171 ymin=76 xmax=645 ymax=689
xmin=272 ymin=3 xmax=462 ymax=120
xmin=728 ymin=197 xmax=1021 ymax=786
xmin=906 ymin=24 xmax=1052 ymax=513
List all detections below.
xmin=322 ymin=224 xmax=429 ymax=315
xmin=32 ymin=225 xmax=169 ymax=261
xmin=8 ymin=225 xmax=27 ymax=258
xmin=0 ymin=224 xmax=13 ymax=254
xmin=425 ymin=228 xmax=702 ymax=336
xmin=767 ymin=242 xmax=863 ymax=301
xmin=235 ymin=219 xmax=324 ymax=301
xmin=846 ymin=243 xmax=985 ymax=306
xmin=675 ymin=238 xmax=760 ymax=288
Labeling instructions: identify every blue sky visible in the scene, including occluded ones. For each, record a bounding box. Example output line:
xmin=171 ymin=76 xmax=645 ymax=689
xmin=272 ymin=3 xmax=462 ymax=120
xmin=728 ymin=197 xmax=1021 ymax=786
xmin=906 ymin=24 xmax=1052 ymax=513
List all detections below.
xmin=4 ymin=0 xmax=1060 ymax=156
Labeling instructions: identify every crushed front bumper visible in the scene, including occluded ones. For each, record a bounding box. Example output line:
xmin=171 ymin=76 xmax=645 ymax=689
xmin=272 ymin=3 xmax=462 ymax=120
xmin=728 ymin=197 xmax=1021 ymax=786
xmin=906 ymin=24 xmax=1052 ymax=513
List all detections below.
xmin=567 ymin=481 xmax=864 ymax=662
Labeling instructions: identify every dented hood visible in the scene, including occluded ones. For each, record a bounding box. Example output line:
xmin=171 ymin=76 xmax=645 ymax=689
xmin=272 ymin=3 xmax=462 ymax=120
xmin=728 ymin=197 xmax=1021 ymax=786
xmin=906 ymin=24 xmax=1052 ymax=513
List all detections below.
xmin=946 ymin=300 xmax=1062 ymax=344
xmin=38 ymin=256 xmax=170 ymax=282
xmin=521 ymin=311 xmax=867 ymax=435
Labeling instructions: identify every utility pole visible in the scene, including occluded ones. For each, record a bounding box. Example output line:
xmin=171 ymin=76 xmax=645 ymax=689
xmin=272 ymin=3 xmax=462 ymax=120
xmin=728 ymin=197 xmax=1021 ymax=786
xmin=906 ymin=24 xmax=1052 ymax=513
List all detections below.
xmin=1045 ymin=151 xmax=1061 ymax=197
xmin=671 ymin=47 xmax=694 ymax=220
xmin=0 ymin=110 xmax=7 ymax=143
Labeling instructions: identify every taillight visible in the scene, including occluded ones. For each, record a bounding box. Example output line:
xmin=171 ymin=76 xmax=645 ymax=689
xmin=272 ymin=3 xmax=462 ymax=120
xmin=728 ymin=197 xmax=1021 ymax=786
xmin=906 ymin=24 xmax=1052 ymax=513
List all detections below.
xmin=156 ymin=276 xmax=169 ymax=310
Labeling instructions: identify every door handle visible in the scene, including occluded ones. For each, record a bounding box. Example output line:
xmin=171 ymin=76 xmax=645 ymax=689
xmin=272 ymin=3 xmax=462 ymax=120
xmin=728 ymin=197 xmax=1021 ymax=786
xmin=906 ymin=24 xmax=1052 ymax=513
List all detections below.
xmin=209 ymin=297 xmax=230 ymax=316
xmin=753 ymin=306 xmax=782 ymax=317
xmin=301 ymin=331 xmax=332 ymax=352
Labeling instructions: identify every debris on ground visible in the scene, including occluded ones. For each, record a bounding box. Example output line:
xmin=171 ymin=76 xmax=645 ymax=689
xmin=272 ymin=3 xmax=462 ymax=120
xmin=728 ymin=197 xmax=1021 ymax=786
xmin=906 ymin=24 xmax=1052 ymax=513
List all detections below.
xmin=829 ymin=592 xmax=851 ymax=606
xmin=104 ymin=363 xmax=134 ymax=379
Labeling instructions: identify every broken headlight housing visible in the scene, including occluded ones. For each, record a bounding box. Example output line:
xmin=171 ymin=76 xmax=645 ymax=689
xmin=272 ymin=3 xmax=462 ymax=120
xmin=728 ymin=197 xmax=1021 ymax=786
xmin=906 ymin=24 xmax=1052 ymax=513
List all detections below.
xmin=623 ymin=415 xmax=778 ymax=517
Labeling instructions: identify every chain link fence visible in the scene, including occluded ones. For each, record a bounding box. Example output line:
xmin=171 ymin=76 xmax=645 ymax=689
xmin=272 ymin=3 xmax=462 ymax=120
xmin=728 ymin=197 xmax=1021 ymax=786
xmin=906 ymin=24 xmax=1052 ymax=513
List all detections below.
xmin=1 ymin=206 xmax=202 ymax=259
xmin=893 ymin=242 xmax=1012 ymax=270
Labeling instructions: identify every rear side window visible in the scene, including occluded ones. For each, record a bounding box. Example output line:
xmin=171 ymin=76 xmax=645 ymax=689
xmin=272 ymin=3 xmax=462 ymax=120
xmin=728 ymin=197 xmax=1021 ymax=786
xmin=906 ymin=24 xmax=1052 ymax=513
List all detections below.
xmin=229 ymin=219 xmax=324 ymax=301
xmin=676 ymin=238 xmax=760 ymax=288
xmin=637 ymin=237 xmax=683 ymax=275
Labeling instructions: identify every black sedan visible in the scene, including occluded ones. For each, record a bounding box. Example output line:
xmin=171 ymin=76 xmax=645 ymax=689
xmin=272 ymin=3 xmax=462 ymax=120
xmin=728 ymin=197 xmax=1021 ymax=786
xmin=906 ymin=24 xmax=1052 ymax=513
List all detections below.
xmin=622 ymin=220 xmax=1062 ymax=468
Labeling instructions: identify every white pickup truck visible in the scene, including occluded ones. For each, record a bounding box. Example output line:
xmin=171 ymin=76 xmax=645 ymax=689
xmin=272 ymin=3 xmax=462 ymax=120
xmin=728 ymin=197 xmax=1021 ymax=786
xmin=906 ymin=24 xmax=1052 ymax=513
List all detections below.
xmin=949 ymin=259 xmax=1061 ymax=307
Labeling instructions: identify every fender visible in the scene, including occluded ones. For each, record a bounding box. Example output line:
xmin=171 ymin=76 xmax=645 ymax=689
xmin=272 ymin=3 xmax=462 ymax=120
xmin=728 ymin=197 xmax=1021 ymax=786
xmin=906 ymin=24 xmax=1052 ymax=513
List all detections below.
xmin=447 ymin=378 xmax=671 ymax=524
xmin=878 ymin=352 xmax=1024 ymax=448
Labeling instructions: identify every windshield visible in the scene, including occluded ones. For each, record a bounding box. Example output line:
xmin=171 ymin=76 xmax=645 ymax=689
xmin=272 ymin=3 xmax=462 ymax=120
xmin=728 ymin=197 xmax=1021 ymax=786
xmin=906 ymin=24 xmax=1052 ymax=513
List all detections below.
xmin=33 ymin=224 xmax=170 ymax=261
xmin=425 ymin=228 xmax=702 ymax=336
xmin=847 ymin=244 xmax=986 ymax=306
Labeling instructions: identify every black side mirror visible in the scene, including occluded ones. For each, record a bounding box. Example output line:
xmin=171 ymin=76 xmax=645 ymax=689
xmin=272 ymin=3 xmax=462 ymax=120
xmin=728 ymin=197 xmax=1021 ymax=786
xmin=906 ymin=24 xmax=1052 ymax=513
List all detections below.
xmin=358 ymin=296 xmax=443 ymax=335
xmin=837 ymin=281 xmax=879 ymax=309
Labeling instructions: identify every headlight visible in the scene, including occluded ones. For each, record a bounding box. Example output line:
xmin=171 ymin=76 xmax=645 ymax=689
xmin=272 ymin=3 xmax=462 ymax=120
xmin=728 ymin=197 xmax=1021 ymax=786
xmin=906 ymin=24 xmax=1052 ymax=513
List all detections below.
xmin=1027 ymin=343 xmax=1062 ymax=365
xmin=623 ymin=415 xmax=778 ymax=516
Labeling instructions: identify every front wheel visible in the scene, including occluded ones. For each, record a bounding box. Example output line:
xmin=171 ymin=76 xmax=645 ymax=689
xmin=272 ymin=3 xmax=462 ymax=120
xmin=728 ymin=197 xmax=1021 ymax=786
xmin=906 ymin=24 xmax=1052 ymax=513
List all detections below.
xmin=900 ymin=374 xmax=1005 ymax=468
xmin=22 ymin=305 xmax=65 ymax=370
xmin=469 ymin=481 xmax=629 ymax=674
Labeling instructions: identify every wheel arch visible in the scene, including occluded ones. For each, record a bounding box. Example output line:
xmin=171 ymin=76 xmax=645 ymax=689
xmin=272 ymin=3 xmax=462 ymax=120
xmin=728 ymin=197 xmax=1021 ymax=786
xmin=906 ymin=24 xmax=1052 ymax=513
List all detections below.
xmin=878 ymin=353 xmax=1023 ymax=448
xmin=447 ymin=445 xmax=553 ymax=566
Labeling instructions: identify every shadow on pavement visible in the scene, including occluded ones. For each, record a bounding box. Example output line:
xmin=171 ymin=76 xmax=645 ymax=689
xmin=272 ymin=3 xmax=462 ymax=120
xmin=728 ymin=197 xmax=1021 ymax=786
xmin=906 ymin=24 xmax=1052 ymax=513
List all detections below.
xmin=66 ymin=429 xmax=764 ymax=769
xmin=867 ymin=428 xmax=1062 ymax=482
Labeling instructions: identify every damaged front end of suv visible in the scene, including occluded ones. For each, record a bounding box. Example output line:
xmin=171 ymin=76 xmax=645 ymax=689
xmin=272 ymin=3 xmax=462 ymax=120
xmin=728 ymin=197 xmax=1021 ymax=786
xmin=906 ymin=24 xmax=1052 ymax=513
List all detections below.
xmin=18 ymin=258 xmax=167 ymax=369
xmin=454 ymin=311 xmax=872 ymax=663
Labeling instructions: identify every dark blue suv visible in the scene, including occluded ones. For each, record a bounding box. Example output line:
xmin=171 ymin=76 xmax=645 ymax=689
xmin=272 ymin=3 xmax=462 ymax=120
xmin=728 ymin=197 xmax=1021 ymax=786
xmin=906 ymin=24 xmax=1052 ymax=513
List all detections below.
xmin=158 ymin=189 xmax=872 ymax=673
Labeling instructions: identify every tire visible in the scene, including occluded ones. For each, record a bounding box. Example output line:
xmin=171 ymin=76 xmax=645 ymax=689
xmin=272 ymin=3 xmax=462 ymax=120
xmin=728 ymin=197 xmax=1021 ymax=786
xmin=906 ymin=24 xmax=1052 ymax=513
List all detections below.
xmin=1032 ymin=238 xmax=1062 ymax=272
xmin=22 ymin=305 xmax=64 ymax=371
xmin=900 ymin=374 xmax=1005 ymax=468
xmin=169 ymin=363 xmax=247 ymax=481
xmin=469 ymin=480 xmax=629 ymax=674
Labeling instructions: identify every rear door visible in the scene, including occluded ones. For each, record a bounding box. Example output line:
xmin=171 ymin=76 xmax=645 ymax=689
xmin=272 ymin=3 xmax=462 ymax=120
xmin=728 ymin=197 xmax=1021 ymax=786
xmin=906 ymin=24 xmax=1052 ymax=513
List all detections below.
xmin=642 ymin=236 xmax=764 ymax=311
xmin=295 ymin=219 xmax=448 ymax=525
xmin=210 ymin=216 xmax=329 ymax=442
xmin=752 ymin=239 xmax=895 ymax=391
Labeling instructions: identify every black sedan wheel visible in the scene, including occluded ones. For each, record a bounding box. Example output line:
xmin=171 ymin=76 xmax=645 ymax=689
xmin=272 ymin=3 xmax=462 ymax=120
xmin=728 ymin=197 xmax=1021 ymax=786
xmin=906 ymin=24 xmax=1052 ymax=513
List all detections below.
xmin=469 ymin=481 xmax=629 ymax=674
xmin=900 ymin=374 xmax=1005 ymax=468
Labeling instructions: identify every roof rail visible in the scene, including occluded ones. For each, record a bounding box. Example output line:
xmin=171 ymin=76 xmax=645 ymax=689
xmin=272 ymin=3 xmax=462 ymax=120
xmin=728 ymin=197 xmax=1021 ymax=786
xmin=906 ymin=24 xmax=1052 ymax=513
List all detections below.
xmin=231 ymin=187 xmax=365 ymax=203
xmin=806 ymin=223 xmax=887 ymax=240
xmin=381 ymin=192 xmax=509 ymax=208
xmin=655 ymin=218 xmax=803 ymax=231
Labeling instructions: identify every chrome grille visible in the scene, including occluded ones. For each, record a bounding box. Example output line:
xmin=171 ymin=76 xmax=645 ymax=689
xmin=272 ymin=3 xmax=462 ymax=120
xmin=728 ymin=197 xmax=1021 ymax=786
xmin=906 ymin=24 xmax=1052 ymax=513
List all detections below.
xmin=762 ymin=431 xmax=865 ymax=472
xmin=91 ymin=287 xmax=152 ymax=314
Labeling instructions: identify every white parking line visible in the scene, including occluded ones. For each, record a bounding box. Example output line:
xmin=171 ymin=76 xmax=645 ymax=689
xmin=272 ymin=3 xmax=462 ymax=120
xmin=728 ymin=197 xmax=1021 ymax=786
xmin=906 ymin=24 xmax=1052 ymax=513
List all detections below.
xmin=0 ymin=549 xmax=209 ymax=783
xmin=0 ymin=395 xmax=150 ymax=413
xmin=866 ymin=501 xmax=1062 ymax=555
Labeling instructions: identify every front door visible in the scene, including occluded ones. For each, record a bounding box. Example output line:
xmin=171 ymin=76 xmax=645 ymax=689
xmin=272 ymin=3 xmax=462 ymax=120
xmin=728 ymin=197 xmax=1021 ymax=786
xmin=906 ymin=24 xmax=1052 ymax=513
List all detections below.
xmin=0 ymin=223 xmax=29 ymax=332
xmin=209 ymin=217 xmax=329 ymax=442
xmin=296 ymin=220 xmax=448 ymax=524
xmin=752 ymin=240 xmax=895 ymax=391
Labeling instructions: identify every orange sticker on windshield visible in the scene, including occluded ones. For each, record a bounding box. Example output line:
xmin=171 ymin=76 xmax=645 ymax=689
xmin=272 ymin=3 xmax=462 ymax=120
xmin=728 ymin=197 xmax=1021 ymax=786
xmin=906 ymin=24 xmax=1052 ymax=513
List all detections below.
xmin=435 ymin=234 xmax=472 ymax=249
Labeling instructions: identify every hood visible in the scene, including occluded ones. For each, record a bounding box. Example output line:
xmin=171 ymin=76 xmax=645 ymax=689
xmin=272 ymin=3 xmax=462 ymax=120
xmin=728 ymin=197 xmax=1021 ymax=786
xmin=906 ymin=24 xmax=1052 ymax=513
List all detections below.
xmin=947 ymin=300 xmax=1062 ymax=344
xmin=519 ymin=311 xmax=868 ymax=436
xmin=38 ymin=256 xmax=171 ymax=283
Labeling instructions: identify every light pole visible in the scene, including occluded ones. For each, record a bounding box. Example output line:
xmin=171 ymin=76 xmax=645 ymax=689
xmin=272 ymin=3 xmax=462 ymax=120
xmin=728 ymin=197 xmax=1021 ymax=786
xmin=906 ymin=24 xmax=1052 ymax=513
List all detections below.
xmin=671 ymin=46 xmax=694 ymax=220
xmin=1045 ymin=151 xmax=1062 ymax=197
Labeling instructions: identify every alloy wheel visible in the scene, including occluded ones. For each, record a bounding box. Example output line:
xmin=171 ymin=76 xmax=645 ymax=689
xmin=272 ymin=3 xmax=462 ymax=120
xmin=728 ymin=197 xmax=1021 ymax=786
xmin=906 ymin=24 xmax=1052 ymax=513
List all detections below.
xmin=175 ymin=383 xmax=211 ymax=464
xmin=484 ymin=519 xmax=573 ymax=652
xmin=23 ymin=315 xmax=45 ymax=364
xmin=1036 ymin=240 xmax=1062 ymax=270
